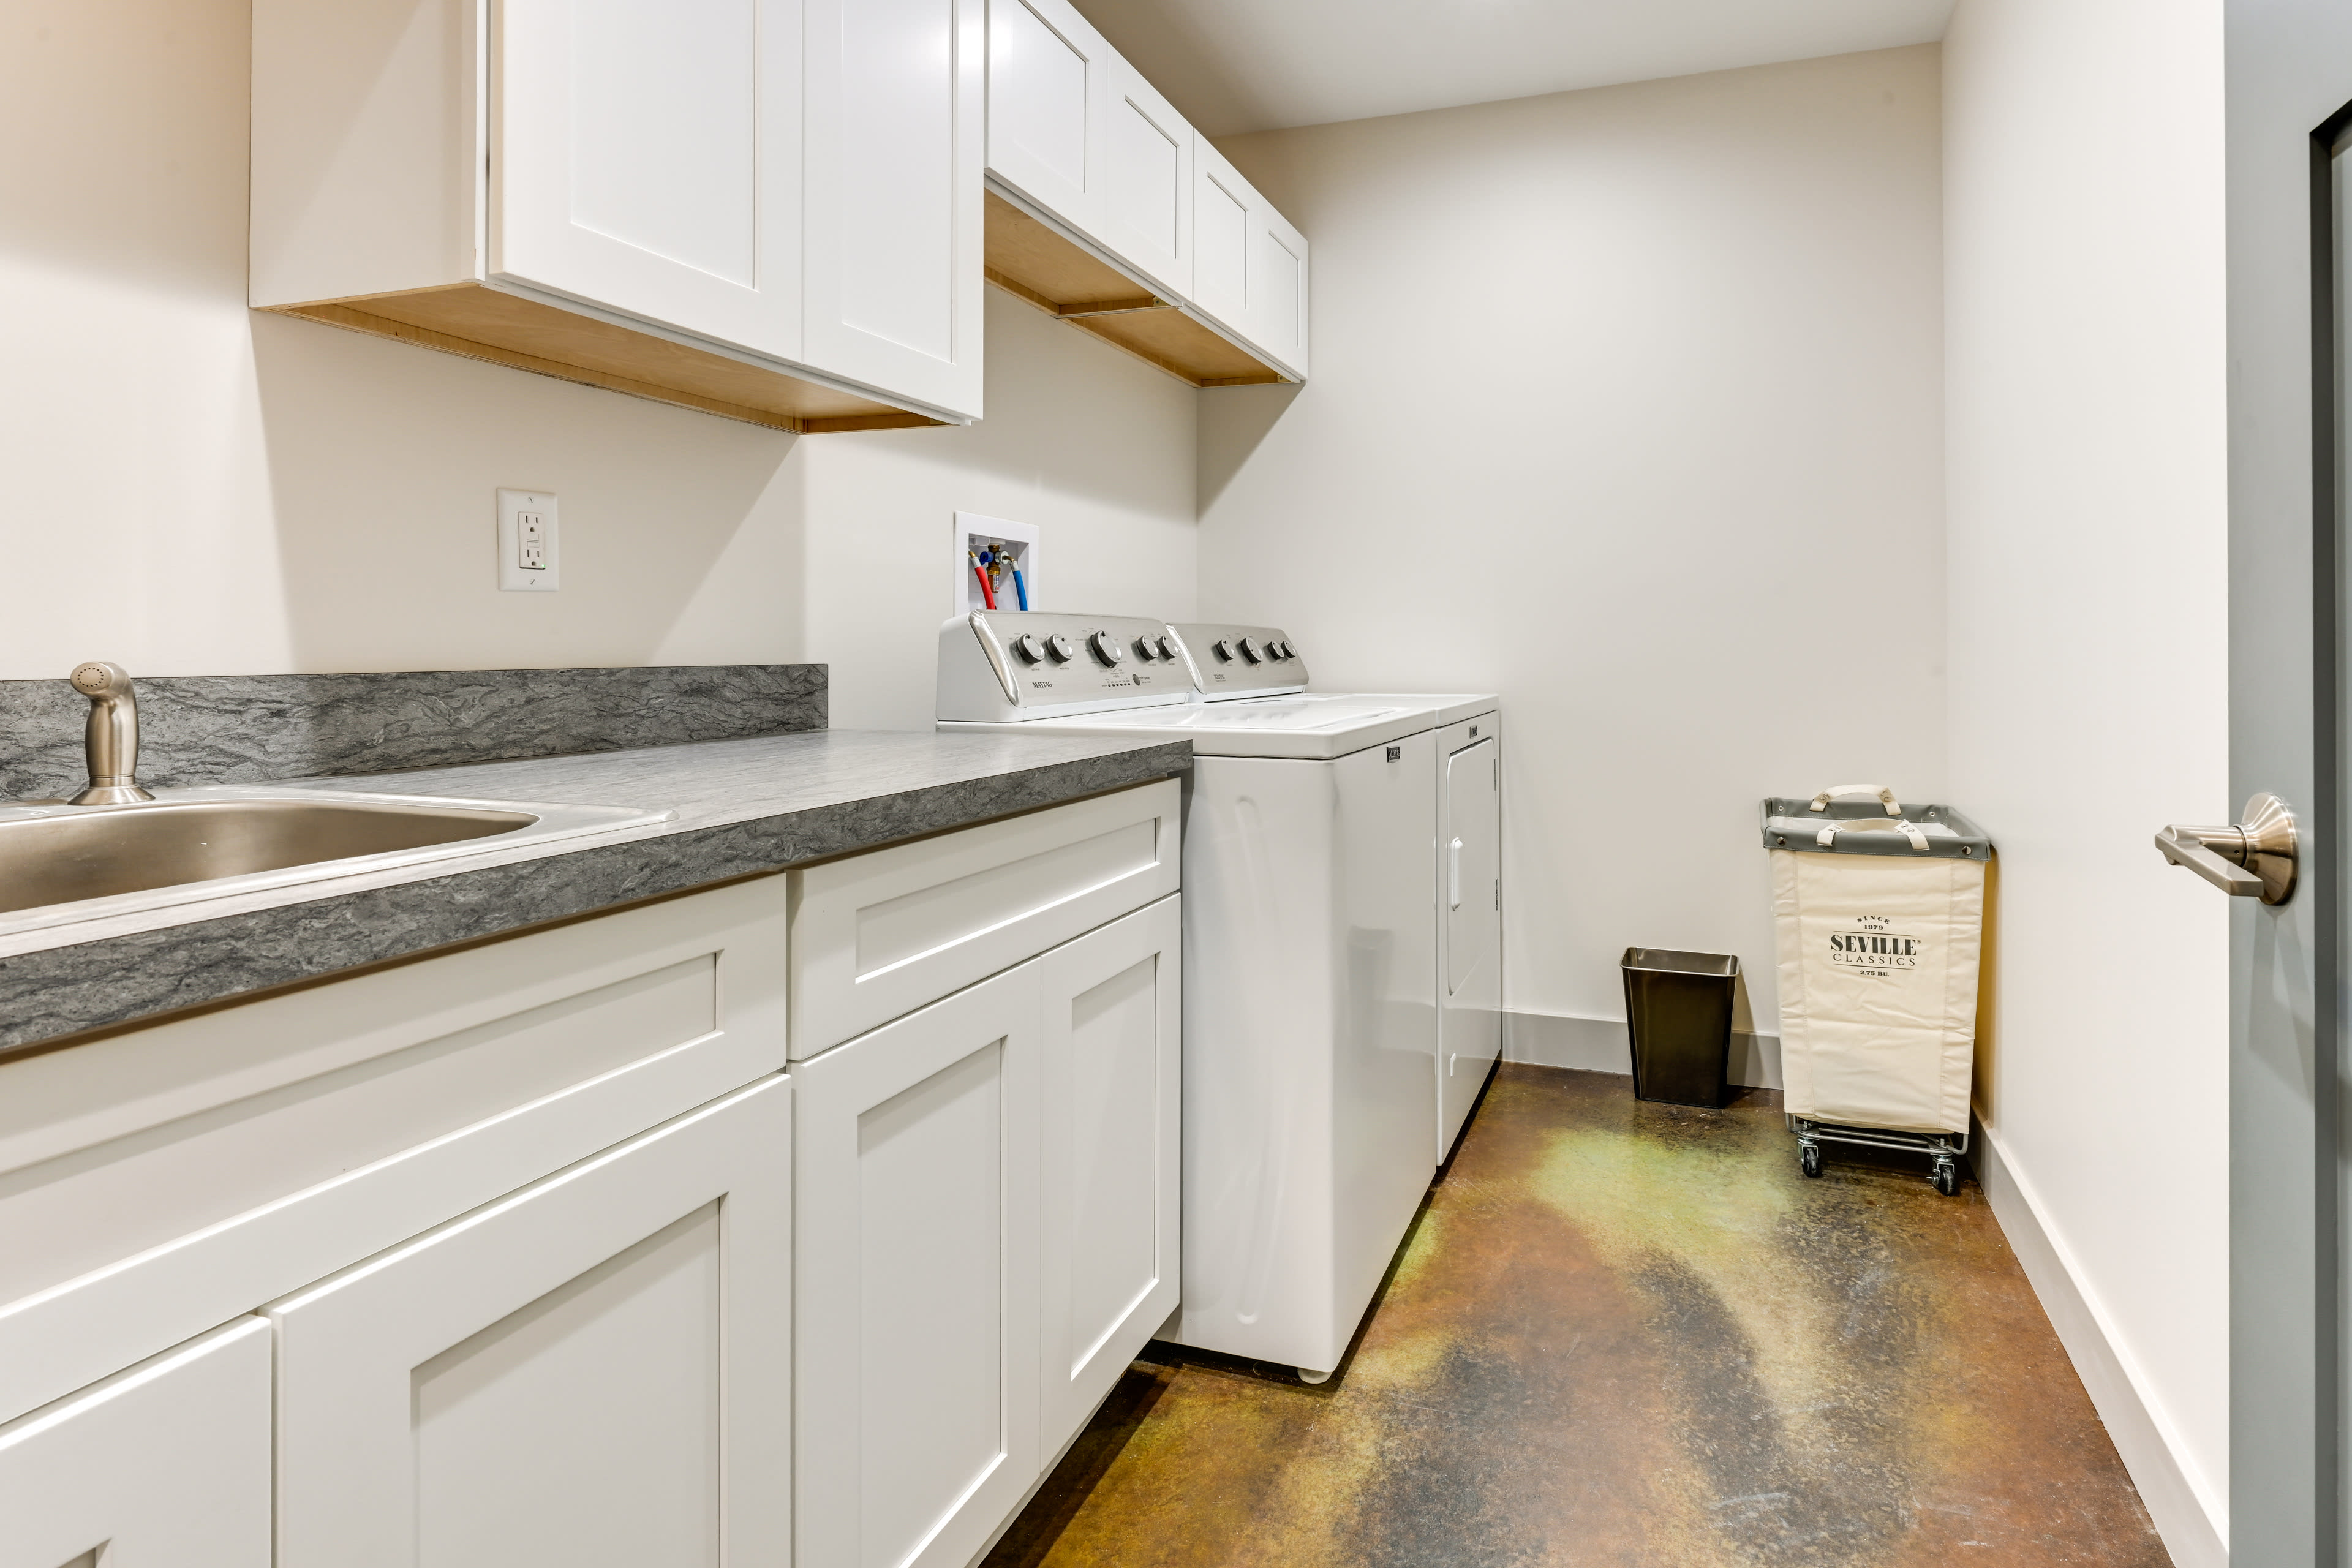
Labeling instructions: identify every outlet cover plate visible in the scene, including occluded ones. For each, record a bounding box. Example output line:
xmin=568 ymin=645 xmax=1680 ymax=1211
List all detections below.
xmin=498 ymin=488 xmax=560 ymax=592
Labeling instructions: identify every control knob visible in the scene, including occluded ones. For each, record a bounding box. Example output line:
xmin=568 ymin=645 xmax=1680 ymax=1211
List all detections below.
xmin=1133 ymin=636 xmax=1160 ymax=662
xmin=1010 ymin=633 xmax=1046 ymax=663
xmin=1157 ymin=634 xmax=1183 ymax=661
xmin=1237 ymin=637 xmax=1262 ymax=664
xmin=1088 ymin=630 xmax=1126 ymax=666
xmin=1044 ymin=634 xmax=1076 ymax=663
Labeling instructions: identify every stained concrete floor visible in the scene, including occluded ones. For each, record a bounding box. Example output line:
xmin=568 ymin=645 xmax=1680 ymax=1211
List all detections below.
xmin=986 ymin=1064 xmax=2172 ymax=1568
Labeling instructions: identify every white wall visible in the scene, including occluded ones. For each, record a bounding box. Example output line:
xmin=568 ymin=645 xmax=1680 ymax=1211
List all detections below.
xmin=1942 ymin=0 xmax=2228 ymax=1561
xmin=797 ymin=304 xmax=1196 ymax=731
xmin=0 ymin=0 xmax=1194 ymax=699
xmin=1200 ymin=47 xmax=1947 ymax=1060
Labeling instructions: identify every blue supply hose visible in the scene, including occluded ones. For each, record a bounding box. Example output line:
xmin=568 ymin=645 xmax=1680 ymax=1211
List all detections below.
xmin=1012 ymin=565 xmax=1028 ymax=611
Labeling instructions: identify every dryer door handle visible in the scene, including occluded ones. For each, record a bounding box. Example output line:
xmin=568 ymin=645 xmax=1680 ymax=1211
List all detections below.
xmin=1448 ymin=837 xmax=1463 ymax=910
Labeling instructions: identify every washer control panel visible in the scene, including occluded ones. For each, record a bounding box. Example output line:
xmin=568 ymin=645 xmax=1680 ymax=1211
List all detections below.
xmin=1170 ymin=622 xmax=1309 ymax=699
xmin=938 ymin=611 xmax=1194 ymax=722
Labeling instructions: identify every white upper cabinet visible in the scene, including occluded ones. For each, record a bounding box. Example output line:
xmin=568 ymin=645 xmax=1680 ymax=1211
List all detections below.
xmin=980 ymin=5 xmax=1307 ymax=386
xmin=253 ymin=0 xmax=976 ymax=431
xmin=1253 ymin=196 xmax=1312 ymax=379
xmin=803 ymin=0 xmax=987 ymax=420
xmin=1189 ymin=132 xmax=1309 ymax=380
xmin=494 ymin=0 xmax=803 ymax=365
xmin=986 ymin=0 xmax=1114 ymax=235
xmin=1101 ymin=56 xmax=1194 ymax=298
xmin=1188 ymin=133 xmax=1256 ymax=339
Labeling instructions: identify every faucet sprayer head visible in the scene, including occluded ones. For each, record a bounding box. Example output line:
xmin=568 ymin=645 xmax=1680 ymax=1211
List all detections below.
xmin=70 ymin=662 xmax=133 ymax=701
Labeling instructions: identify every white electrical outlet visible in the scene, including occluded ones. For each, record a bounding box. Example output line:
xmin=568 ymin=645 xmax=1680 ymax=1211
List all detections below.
xmin=497 ymin=488 xmax=560 ymax=591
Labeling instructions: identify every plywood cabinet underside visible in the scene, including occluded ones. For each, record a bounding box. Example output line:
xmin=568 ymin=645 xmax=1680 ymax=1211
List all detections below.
xmin=982 ymin=192 xmax=1289 ymax=389
xmin=269 ymin=283 xmax=944 ymax=434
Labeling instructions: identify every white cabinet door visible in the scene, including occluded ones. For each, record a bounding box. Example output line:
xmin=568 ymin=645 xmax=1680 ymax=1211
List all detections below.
xmin=1037 ymin=895 xmax=1180 ymax=1444
xmin=1251 ymin=196 xmax=1310 ymax=378
xmin=494 ymin=0 xmax=805 ymax=364
xmin=1188 ymin=128 xmax=1308 ymax=378
xmin=1100 ymin=55 xmax=1193 ymax=298
xmin=804 ymin=0 xmax=987 ymax=419
xmin=1439 ymin=737 xmax=1502 ymax=1161
xmin=794 ymin=962 xmax=1042 ymax=1568
xmin=272 ymin=1076 xmax=791 ymax=1568
xmin=0 ymin=1318 xmax=271 ymax=1568
xmin=987 ymin=0 xmax=1112 ymax=233
xmin=1189 ymin=133 xmax=1256 ymax=340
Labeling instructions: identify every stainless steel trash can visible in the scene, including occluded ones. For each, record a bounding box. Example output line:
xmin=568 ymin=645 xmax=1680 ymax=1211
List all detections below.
xmin=1621 ymin=948 xmax=1739 ymax=1109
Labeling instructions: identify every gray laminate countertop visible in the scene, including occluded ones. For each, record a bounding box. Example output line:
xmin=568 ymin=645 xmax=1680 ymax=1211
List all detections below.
xmin=0 ymin=729 xmax=1191 ymax=1057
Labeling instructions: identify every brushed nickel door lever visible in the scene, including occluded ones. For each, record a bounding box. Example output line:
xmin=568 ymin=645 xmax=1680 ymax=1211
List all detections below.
xmin=2154 ymin=792 xmax=2298 ymax=905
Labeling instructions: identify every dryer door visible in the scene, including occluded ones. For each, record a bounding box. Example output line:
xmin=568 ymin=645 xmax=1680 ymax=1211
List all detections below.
xmin=1439 ymin=733 xmax=1501 ymax=1160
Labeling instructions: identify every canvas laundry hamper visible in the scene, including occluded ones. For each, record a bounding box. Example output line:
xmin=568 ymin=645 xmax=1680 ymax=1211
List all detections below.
xmin=1763 ymin=785 xmax=1990 ymax=1193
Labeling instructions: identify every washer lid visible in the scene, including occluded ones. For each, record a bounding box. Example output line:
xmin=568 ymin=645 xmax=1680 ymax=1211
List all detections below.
xmin=1275 ymin=691 xmax=1499 ymax=727
xmin=985 ymin=698 xmax=1437 ymax=760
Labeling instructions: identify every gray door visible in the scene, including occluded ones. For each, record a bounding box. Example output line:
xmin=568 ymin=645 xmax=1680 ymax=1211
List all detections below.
xmin=2226 ymin=3 xmax=2352 ymax=1558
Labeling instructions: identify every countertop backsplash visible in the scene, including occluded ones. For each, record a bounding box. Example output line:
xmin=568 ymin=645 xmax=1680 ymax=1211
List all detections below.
xmin=0 ymin=664 xmax=826 ymax=799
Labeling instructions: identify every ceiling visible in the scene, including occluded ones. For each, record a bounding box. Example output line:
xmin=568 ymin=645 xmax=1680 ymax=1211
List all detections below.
xmin=1066 ymin=0 xmax=1955 ymax=137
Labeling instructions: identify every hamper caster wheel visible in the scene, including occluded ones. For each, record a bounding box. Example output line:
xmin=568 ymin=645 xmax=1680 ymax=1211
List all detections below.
xmin=1931 ymin=1158 xmax=1959 ymax=1197
xmin=1799 ymin=1142 xmax=1823 ymax=1178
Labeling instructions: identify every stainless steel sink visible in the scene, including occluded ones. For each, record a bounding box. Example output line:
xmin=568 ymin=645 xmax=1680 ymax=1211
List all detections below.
xmin=0 ymin=787 xmax=671 ymax=925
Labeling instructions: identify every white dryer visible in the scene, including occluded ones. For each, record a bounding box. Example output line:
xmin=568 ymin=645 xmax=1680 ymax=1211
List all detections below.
xmin=938 ymin=611 xmax=1445 ymax=1380
xmin=1172 ymin=624 xmax=1504 ymax=1163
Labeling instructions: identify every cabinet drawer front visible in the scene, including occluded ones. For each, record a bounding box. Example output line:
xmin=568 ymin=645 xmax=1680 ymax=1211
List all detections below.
xmin=788 ymin=780 xmax=1178 ymax=1059
xmin=0 ymin=1317 xmax=272 ymax=1568
xmin=273 ymin=1076 xmax=790 ymax=1568
xmin=0 ymin=878 xmax=788 ymax=1427
xmin=794 ymin=962 xmax=1041 ymax=1568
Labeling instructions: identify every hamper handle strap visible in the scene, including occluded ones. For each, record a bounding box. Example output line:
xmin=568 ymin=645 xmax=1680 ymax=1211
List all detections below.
xmin=1808 ymin=783 xmax=1902 ymax=816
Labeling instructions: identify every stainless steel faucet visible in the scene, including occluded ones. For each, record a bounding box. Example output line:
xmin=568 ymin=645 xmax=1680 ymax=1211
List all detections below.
xmin=67 ymin=662 xmax=155 ymax=805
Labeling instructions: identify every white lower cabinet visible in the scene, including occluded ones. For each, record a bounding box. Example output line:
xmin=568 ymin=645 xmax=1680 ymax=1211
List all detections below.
xmin=794 ymin=892 xmax=1180 ymax=1567
xmin=1038 ymin=894 xmax=1181 ymax=1441
xmin=6 ymin=793 xmax=1183 ymax=1567
xmin=0 ymin=1317 xmax=273 ymax=1568
xmin=794 ymin=957 xmax=1044 ymax=1568
xmin=272 ymin=1076 xmax=793 ymax=1568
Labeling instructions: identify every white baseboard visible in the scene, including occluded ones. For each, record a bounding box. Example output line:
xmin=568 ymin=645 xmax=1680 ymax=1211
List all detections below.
xmin=1969 ymin=1117 xmax=2226 ymax=1567
xmin=1504 ymin=1011 xmax=1782 ymax=1089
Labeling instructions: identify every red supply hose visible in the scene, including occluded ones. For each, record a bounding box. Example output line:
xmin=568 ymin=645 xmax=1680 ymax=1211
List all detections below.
xmin=974 ymin=562 xmax=997 ymax=609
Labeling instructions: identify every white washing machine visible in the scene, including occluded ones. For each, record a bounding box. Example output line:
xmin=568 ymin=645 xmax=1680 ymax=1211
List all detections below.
xmin=1171 ymin=624 xmax=1504 ymax=1164
xmin=937 ymin=611 xmax=1500 ymax=1379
